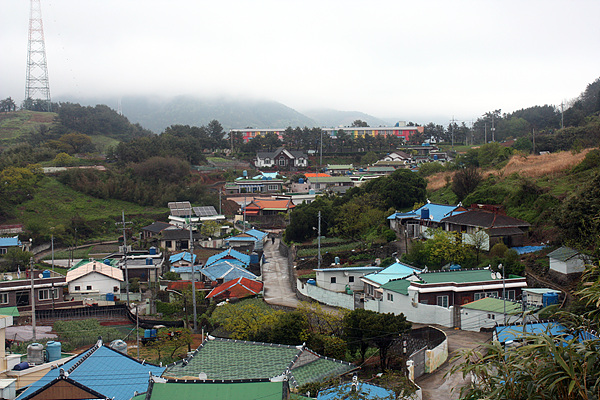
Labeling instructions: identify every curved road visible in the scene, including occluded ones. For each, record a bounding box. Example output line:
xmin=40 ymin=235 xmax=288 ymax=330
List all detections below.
xmin=261 ymin=237 xmax=300 ymax=308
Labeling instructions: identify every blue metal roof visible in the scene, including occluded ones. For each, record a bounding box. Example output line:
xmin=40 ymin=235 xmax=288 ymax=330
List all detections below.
xmin=170 ymin=265 xmax=203 ymax=274
xmin=318 ymin=382 xmax=395 ymax=400
xmin=245 ymin=229 xmax=268 ymax=240
xmin=496 ymin=322 xmax=598 ymax=343
xmin=206 ymin=248 xmax=251 ymax=267
xmin=17 ymin=344 xmax=165 ymax=400
xmin=169 ymin=251 xmax=196 ymax=264
xmin=387 ymin=203 xmax=465 ymax=223
xmin=0 ymin=236 xmax=22 ymax=247
xmin=362 ymin=262 xmax=420 ymax=286
xmin=200 ymin=261 xmax=258 ymax=282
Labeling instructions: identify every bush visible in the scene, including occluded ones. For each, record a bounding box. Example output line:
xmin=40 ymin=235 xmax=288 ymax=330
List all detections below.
xmin=489 ymin=242 xmax=509 ymax=258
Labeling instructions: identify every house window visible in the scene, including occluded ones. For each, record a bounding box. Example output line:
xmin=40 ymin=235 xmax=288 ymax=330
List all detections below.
xmin=278 ymin=158 xmax=286 ymax=166
xmin=165 ymin=241 xmax=172 ymax=248
xmin=437 ymin=295 xmax=449 ymax=308
xmin=264 ymin=158 xmax=270 ymax=164
xmin=39 ymin=289 xmax=58 ymax=301
xmin=74 ymin=286 xmax=81 ymax=291
xmin=505 ymin=290 xmax=516 ymax=300
xmin=487 ymin=313 xmax=496 ymax=320
xmin=114 ymin=286 xmax=119 ymax=292
xmin=330 ymin=277 xmax=337 ymax=284
xmin=348 ymin=276 xmax=354 ymax=283
xmin=267 ymin=184 xmax=279 ymax=191
xmin=387 ymin=293 xmax=394 ymax=302
xmin=0 ymin=293 xmax=8 ymax=304
xmin=0 ymin=248 xmax=6 ymax=255
xmin=86 ymin=285 xmax=92 ymax=291
xmin=475 ymin=291 xmax=498 ymax=300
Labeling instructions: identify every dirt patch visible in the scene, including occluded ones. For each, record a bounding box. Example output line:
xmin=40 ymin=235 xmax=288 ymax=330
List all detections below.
xmin=29 ymin=112 xmax=55 ymax=123
xmin=426 ymin=149 xmax=591 ymax=191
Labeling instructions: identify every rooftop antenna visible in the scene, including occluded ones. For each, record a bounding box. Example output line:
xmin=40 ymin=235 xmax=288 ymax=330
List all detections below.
xmin=25 ymin=0 xmax=52 ymax=111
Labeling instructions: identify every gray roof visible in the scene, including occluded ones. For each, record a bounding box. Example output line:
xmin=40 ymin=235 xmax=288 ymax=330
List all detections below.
xmin=547 ymin=246 xmax=581 ymax=262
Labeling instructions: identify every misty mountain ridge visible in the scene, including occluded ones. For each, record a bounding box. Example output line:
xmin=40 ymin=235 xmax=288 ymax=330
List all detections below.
xmin=57 ymin=95 xmax=390 ymax=134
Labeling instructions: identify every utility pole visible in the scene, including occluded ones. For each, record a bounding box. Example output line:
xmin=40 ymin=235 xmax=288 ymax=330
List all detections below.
xmin=450 ymin=116 xmax=456 ymax=149
xmin=51 ymin=234 xmax=54 ymax=272
xmin=491 ymin=114 xmax=496 ymax=142
xmin=320 ymin=129 xmax=323 ymax=170
xmin=30 ymin=257 xmax=36 ymax=341
xmin=501 ymin=263 xmax=506 ymax=325
xmin=25 ymin=0 xmax=52 ymax=111
xmin=116 ymin=211 xmax=133 ymax=305
xmin=187 ymin=211 xmax=198 ymax=332
xmin=317 ymin=211 xmax=322 ymax=269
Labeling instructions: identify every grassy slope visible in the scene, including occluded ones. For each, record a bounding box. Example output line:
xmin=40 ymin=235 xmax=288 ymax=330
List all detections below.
xmin=10 ymin=177 xmax=166 ymax=235
xmin=426 ymin=149 xmax=596 ymax=226
xmin=0 ymin=110 xmax=56 ymax=145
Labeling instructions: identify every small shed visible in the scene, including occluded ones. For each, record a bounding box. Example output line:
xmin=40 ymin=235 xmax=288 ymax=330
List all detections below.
xmin=548 ymin=247 xmax=589 ymax=275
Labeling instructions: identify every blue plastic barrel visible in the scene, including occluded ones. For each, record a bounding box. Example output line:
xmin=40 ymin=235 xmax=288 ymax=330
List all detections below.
xmin=144 ymin=329 xmax=151 ymax=338
xmin=106 ymin=293 xmax=114 ymax=301
xmin=151 ymin=329 xmax=157 ymax=337
xmin=42 ymin=270 xmax=50 ymax=278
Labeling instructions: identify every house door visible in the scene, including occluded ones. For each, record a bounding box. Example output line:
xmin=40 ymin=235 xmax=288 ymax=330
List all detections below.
xmin=16 ymin=291 xmax=30 ymax=306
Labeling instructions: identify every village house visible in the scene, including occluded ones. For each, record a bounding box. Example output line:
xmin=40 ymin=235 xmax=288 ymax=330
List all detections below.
xmin=306 ymin=176 xmax=354 ymax=194
xmin=315 ymin=265 xmax=383 ymax=293
xmin=0 ymin=271 xmax=68 ymax=311
xmin=0 ymin=236 xmax=25 ymax=255
xmin=66 ymin=260 xmax=123 ymax=299
xmin=254 ymin=147 xmax=308 ymax=169
xmin=460 ymin=297 xmax=534 ymax=332
xmin=441 ymin=205 xmax=531 ymax=250
xmin=387 ymin=202 xmax=466 ymax=238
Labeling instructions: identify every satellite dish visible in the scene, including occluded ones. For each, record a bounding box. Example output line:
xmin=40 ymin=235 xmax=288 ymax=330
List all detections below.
xmin=7 ymin=276 xmax=13 ymax=281
xmin=491 ymin=273 xmax=496 ymax=280
xmin=38 ymin=273 xmax=43 ymax=279
xmin=495 ymin=272 xmax=502 ymax=280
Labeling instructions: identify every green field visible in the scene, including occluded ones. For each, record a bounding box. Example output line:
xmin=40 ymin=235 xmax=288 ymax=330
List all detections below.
xmin=0 ymin=110 xmax=56 ymax=145
xmin=10 ymin=177 xmax=166 ymax=240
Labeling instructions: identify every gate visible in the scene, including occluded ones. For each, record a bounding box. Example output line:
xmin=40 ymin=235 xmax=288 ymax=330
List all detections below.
xmin=410 ymin=347 xmax=426 ymax=379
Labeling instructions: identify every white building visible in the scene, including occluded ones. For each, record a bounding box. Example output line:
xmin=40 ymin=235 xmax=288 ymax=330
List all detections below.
xmin=66 ymin=260 xmax=124 ymax=296
xmin=548 ymin=246 xmax=590 ymax=275
xmin=314 ymin=266 xmax=383 ymax=293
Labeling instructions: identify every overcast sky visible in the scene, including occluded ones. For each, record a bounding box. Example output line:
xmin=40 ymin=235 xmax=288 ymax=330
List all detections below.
xmin=2 ymin=0 xmax=599 ymax=124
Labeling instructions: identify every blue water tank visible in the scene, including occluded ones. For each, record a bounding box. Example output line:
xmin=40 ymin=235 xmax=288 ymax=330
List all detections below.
xmin=334 ymin=256 xmax=340 ymax=265
xmin=449 ymin=264 xmax=461 ymax=271
xmin=250 ymin=253 xmax=259 ymax=264
xmin=106 ymin=293 xmax=114 ymax=301
xmin=543 ymin=292 xmax=559 ymax=307
xmin=307 ymin=279 xmax=317 ymax=286
xmin=149 ymin=247 xmax=157 ymax=255
xmin=309 ymin=189 xmax=315 ymax=195
xmin=299 ymin=178 xmax=304 ymax=184
xmin=151 ymin=329 xmax=157 ymax=337
xmin=42 ymin=270 xmax=50 ymax=278
xmin=421 ymin=208 xmax=430 ymax=220
xmin=13 ymin=362 xmax=29 ymax=371
xmin=144 ymin=329 xmax=151 ymax=338
xmin=103 ymin=259 xmax=112 ymax=265
xmin=243 ymin=170 xmax=248 ymax=177
xmin=434 ymin=154 xmax=438 ymax=160
xmin=46 ymin=341 xmax=61 ymax=362
xmin=146 ymin=257 xmax=153 ymax=265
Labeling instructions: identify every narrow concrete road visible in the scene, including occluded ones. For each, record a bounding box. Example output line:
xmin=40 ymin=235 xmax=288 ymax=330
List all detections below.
xmin=416 ymin=326 xmax=492 ymax=400
xmin=262 ymin=237 xmax=299 ymax=308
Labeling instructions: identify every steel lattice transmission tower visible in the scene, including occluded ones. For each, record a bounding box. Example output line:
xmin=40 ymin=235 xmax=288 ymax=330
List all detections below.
xmin=25 ymin=0 xmax=51 ymax=111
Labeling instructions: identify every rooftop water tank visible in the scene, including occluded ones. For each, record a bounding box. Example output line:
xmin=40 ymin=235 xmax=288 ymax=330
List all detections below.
xmin=27 ymin=343 xmax=44 ymax=365
xmin=146 ymin=257 xmax=153 ymax=265
xmin=46 ymin=341 xmax=61 ymax=362
xmin=334 ymin=256 xmax=340 ymax=265
xmin=421 ymin=207 xmax=430 ymax=220
xmin=543 ymin=292 xmax=559 ymax=307
xmin=42 ymin=270 xmax=50 ymax=278
xmin=298 ymin=178 xmax=304 ymax=184
xmin=103 ymin=259 xmax=112 ymax=265
xmin=149 ymin=247 xmax=157 ymax=255
xmin=243 ymin=170 xmax=248 ymax=177
xmin=109 ymin=339 xmax=128 ymax=355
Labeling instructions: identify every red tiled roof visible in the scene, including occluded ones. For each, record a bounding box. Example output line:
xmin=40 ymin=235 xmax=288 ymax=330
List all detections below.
xmin=167 ymin=281 xmax=205 ymax=291
xmin=251 ymin=198 xmax=295 ymax=210
xmin=206 ymin=277 xmax=263 ymax=300
xmin=305 ymin=173 xmax=331 ymax=178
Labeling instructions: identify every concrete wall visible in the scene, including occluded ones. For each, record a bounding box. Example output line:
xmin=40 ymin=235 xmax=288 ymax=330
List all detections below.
xmin=425 ymin=339 xmax=448 ymax=374
xmin=550 ymin=257 xmax=586 ymax=275
xmin=364 ymin=288 xmax=454 ymax=327
xmin=297 ymin=279 xmax=354 ymax=310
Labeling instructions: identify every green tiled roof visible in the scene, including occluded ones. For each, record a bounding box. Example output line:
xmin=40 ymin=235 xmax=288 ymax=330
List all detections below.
xmin=381 ymin=279 xmax=411 ymax=295
xmin=147 ymin=381 xmax=284 ymax=400
xmin=0 ymin=306 xmax=19 ymax=317
xmin=163 ymin=337 xmax=355 ymax=388
xmin=462 ymin=297 xmax=525 ymax=314
xmin=418 ymin=269 xmax=522 ymax=284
